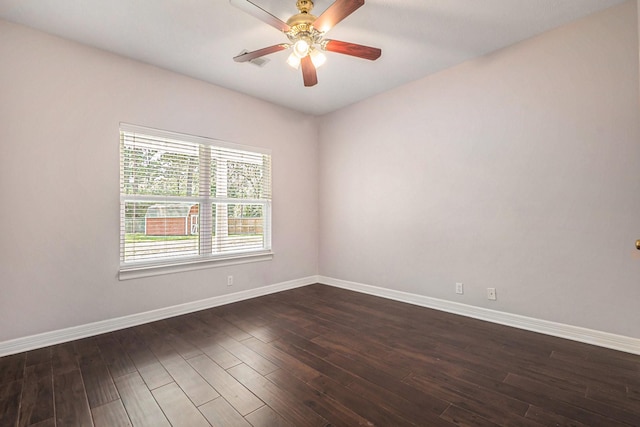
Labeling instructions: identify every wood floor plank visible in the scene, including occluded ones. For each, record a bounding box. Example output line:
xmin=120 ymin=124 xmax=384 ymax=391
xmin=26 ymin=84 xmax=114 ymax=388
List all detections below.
xmin=217 ymin=336 xmax=279 ymax=376
xmin=198 ymin=313 xmax=253 ymax=342
xmin=514 ymin=359 xmax=592 ymax=394
xmin=136 ymin=323 xmax=219 ymax=406
xmin=152 ymin=382 xmax=210 ymax=427
xmin=440 ymin=404 xmax=503 ymax=427
xmin=227 ymin=363 xmax=329 ymax=427
xmin=18 ymin=362 xmax=54 ymax=427
xmin=152 ymin=323 xmax=203 ymax=360
xmin=92 ymin=399 xmax=132 ymax=427
xmin=626 ymin=384 xmax=639 ymax=401
xmin=216 ymin=311 xmax=280 ymax=343
xmin=404 ymin=371 xmax=547 ymax=426
xmin=244 ymin=405 xmax=293 ymax=427
xmin=265 ymin=368 xmax=375 ymax=427
xmin=0 ymin=353 xmax=25 ymax=385
xmin=242 ymin=337 xmax=321 ymax=384
xmin=51 ymin=342 xmax=79 ymax=375
xmin=345 ymin=375 xmax=453 ymax=426
xmin=551 ymin=349 xmax=640 ymax=381
xmin=0 ymin=380 xmax=22 ymax=427
xmin=195 ymin=340 xmax=242 ymax=370
xmin=270 ymin=338 xmax=356 ymax=386
xmin=525 ymin=405 xmax=591 ymax=427
xmin=399 ymin=340 xmax=509 ymax=381
xmin=78 ymin=345 xmax=120 ymax=408
xmin=273 ymin=318 xmax=327 ymax=341
xmin=114 ymin=372 xmax=170 ymax=427
xmin=456 ymin=365 xmax=633 ymax=427
xmin=161 ymin=355 xmax=220 ymax=406
xmin=120 ymin=339 xmax=173 ymax=390
xmin=25 ymin=347 xmax=52 ymax=368
xmin=188 ymin=354 xmax=263 ymax=416
xmin=136 ymin=361 xmax=174 ymax=391
xmin=134 ymin=325 xmax=178 ymax=363
xmin=325 ymin=350 xmax=448 ymax=414
xmin=312 ymin=332 xmax=400 ymax=374
xmin=95 ymin=335 xmax=138 ymax=379
xmin=504 ymin=373 xmax=639 ymax=426
xmin=587 ymin=384 xmax=640 ymax=414
xmin=199 ymin=397 xmax=253 ymax=427
xmin=28 ymin=418 xmax=55 ymax=427
xmin=305 ymin=368 xmax=417 ymax=427
xmin=53 ymin=370 xmax=93 ymax=427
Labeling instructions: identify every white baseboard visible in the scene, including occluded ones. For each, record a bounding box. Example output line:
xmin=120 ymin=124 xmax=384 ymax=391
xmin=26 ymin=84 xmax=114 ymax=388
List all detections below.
xmin=319 ymin=276 xmax=640 ymax=356
xmin=0 ymin=276 xmax=317 ymax=357
xmin=3 ymin=275 xmax=639 ymax=357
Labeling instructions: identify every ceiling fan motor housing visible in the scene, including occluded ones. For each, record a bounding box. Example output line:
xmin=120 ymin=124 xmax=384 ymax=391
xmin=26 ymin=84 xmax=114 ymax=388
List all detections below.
xmin=286 ymin=11 xmax=322 ymax=51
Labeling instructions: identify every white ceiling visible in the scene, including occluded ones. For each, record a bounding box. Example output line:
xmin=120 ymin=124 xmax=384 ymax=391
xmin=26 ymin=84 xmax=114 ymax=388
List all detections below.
xmin=0 ymin=0 xmax=626 ymax=115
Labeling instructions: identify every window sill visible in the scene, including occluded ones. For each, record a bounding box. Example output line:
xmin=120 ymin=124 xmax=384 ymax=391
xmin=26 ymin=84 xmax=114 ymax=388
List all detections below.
xmin=118 ymin=251 xmax=274 ymax=281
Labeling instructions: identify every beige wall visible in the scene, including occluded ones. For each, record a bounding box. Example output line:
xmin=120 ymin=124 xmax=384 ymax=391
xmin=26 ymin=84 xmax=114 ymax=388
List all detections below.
xmin=318 ymin=1 xmax=640 ymax=337
xmin=0 ymin=19 xmax=319 ymax=342
xmin=1 ymin=1 xmax=639 ymax=346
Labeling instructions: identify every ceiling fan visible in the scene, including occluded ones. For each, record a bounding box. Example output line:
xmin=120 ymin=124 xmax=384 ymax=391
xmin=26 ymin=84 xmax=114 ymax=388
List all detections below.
xmin=230 ymin=0 xmax=381 ymax=87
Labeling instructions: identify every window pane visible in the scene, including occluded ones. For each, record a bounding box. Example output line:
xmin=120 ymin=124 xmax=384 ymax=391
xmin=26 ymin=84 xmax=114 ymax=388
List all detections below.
xmin=122 ymin=135 xmax=200 ymax=197
xmin=211 ymin=148 xmax=270 ymax=199
xmin=212 ymin=204 xmax=265 ymax=254
xmin=227 ymin=160 xmax=264 ymax=199
xmin=123 ymin=201 xmax=200 ymax=262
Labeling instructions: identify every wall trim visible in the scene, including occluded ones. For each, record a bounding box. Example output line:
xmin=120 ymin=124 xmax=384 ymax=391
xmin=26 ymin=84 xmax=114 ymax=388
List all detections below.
xmin=319 ymin=276 xmax=640 ymax=355
xmin=3 ymin=275 xmax=639 ymax=357
xmin=0 ymin=276 xmax=317 ymax=357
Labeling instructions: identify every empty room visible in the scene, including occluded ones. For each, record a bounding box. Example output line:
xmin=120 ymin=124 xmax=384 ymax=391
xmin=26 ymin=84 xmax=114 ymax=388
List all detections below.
xmin=1 ymin=0 xmax=639 ymax=426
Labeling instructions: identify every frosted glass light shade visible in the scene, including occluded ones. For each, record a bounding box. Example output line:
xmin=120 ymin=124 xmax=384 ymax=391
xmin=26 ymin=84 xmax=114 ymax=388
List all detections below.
xmin=287 ymin=52 xmax=301 ymax=69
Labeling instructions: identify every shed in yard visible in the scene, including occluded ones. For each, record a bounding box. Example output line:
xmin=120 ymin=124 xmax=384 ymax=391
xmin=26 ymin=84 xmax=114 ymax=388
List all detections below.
xmin=145 ymin=203 xmax=198 ymax=236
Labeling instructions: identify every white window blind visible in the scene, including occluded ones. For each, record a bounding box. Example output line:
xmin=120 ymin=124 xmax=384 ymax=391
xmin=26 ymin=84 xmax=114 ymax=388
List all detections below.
xmin=119 ymin=124 xmax=271 ymax=275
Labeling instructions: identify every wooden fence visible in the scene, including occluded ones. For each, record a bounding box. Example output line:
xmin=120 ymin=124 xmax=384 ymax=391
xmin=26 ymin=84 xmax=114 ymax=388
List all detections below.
xmin=228 ymin=218 xmax=263 ymax=235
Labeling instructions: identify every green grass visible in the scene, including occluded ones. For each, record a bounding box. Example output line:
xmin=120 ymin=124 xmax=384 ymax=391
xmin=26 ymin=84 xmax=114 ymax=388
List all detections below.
xmin=125 ymin=233 xmax=197 ymax=242
xmin=125 ymin=233 xmax=263 ymax=242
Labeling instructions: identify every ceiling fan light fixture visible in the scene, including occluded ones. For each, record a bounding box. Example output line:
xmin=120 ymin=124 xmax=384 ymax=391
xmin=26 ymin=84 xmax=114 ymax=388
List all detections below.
xmin=310 ymin=48 xmax=326 ymax=68
xmin=292 ymin=39 xmax=310 ymax=58
xmin=286 ymin=52 xmax=301 ymax=69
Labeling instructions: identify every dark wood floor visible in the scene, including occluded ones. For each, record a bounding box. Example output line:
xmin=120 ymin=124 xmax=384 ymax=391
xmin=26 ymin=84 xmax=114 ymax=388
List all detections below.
xmin=1 ymin=284 xmax=639 ymax=426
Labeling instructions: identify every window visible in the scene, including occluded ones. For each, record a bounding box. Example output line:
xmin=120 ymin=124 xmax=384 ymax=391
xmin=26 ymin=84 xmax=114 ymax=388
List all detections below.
xmin=119 ymin=124 xmax=272 ymax=279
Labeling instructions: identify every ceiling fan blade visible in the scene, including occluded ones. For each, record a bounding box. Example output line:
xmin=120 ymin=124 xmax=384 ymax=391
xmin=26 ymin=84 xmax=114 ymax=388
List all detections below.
xmin=229 ymin=0 xmax=290 ymax=32
xmin=233 ymin=44 xmax=289 ymax=62
xmin=323 ymin=39 xmax=381 ymax=60
xmin=312 ymin=0 xmax=364 ymax=33
xmin=301 ymin=55 xmax=318 ymax=87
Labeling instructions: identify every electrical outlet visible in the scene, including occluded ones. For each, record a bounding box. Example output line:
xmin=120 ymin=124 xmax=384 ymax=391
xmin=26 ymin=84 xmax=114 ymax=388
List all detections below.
xmin=455 ymin=282 xmax=464 ymax=294
xmin=487 ymin=287 xmax=497 ymax=300
xmin=227 ymin=275 xmax=234 ymax=287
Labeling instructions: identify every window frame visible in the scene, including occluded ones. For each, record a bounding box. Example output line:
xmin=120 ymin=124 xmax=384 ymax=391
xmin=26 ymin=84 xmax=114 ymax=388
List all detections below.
xmin=118 ymin=123 xmax=273 ymax=280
